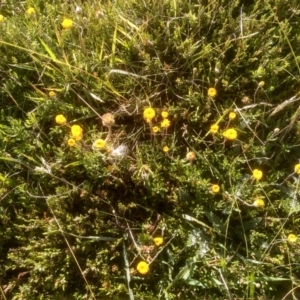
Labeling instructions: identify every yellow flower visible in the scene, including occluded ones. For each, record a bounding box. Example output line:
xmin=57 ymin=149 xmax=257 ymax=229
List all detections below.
xmin=0 ymin=15 xmax=4 ymax=22
xmin=258 ymin=81 xmax=265 ymax=87
xmin=294 ymin=163 xmax=300 ymax=174
xmin=163 ymin=146 xmax=169 ymax=153
xmin=161 ymin=111 xmax=169 ymax=118
xmin=211 ymin=184 xmax=220 ymax=193
xmin=287 ymin=233 xmax=298 ymax=243
xmin=71 ymin=125 xmax=83 ymax=140
xmin=102 ymin=113 xmax=115 ymax=127
xmin=55 ymin=114 xmax=67 ymax=125
xmin=153 ymin=237 xmax=163 ymax=247
xmin=253 ymin=198 xmax=265 ymax=208
xmin=161 ymin=119 xmax=170 ymax=128
xmin=252 ymin=169 xmax=263 ymax=181
xmin=27 ymin=7 xmax=35 ymax=15
xmin=207 ymin=87 xmax=217 ymax=97
xmin=186 ymin=151 xmax=196 ymax=161
xmin=143 ymin=107 xmax=156 ymax=122
xmin=223 ymin=128 xmax=238 ymax=140
xmin=210 ymin=124 xmax=219 ymax=134
xmin=152 ymin=126 xmax=159 ymax=133
xmin=49 ymin=91 xmax=56 ymax=97
xmin=67 ymin=138 xmax=76 ymax=147
xmin=62 ymin=18 xmax=73 ymax=29
xmin=229 ymin=112 xmax=237 ymax=120
xmin=136 ymin=261 xmax=149 ymax=274
xmin=93 ymin=139 xmax=106 ymax=150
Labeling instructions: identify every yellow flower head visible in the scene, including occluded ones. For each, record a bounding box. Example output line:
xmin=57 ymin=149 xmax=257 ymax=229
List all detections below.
xmin=0 ymin=15 xmax=4 ymax=22
xmin=161 ymin=119 xmax=170 ymax=128
xmin=211 ymin=184 xmax=220 ymax=193
xmin=258 ymin=81 xmax=265 ymax=87
xmin=55 ymin=114 xmax=67 ymax=125
xmin=287 ymin=233 xmax=298 ymax=243
xmin=153 ymin=237 xmax=164 ymax=247
xmin=67 ymin=138 xmax=76 ymax=147
xmin=27 ymin=7 xmax=35 ymax=15
xmin=252 ymin=169 xmax=263 ymax=181
xmin=253 ymin=198 xmax=265 ymax=208
xmin=161 ymin=111 xmax=169 ymax=118
xmin=152 ymin=126 xmax=159 ymax=133
xmin=93 ymin=139 xmax=106 ymax=150
xmin=49 ymin=91 xmax=56 ymax=97
xmin=163 ymin=146 xmax=169 ymax=153
xmin=143 ymin=107 xmax=156 ymax=122
xmin=71 ymin=125 xmax=83 ymax=140
xmin=136 ymin=261 xmax=149 ymax=275
xmin=62 ymin=18 xmax=73 ymax=29
xmin=223 ymin=128 xmax=238 ymax=140
xmin=210 ymin=124 xmax=219 ymax=134
xmin=229 ymin=112 xmax=237 ymax=120
xmin=207 ymin=87 xmax=217 ymax=97
xmin=102 ymin=113 xmax=115 ymax=127
xmin=186 ymin=151 xmax=196 ymax=161
xmin=295 ymin=163 xmax=300 ymax=174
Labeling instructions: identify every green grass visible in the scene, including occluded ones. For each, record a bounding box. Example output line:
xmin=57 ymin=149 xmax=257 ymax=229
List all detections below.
xmin=1 ymin=0 xmax=300 ymax=299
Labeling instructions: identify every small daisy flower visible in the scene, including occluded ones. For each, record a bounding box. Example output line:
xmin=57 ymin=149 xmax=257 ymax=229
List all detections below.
xmin=152 ymin=126 xmax=159 ymax=133
xmin=161 ymin=111 xmax=169 ymax=118
xmin=49 ymin=91 xmax=56 ymax=97
xmin=27 ymin=7 xmax=35 ymax=15
xmin=62 ymin=18 xmax=73 ymax=29
xmin=67 ymin=138 xmax=76 ymax=147
xmin=252 ymin=169 xmax=263 ymax=181
xmin=253 ymin=198 xmax=265 ymax=208
xmin=207 ymin=87 xmax=217 ymax=97
xmin=294 ymin=163 xmax=300 ymax=174
xmin=163 ymin=146 xmax=169 ymax=153
xmin=153 ymin=237 xmax=163 ymax=247
xmin=287 ymin=233 xmax=298 ymax=243
xmin=211 ymin=184 xmax=220 ymax=193
xmin=93 ymin=139 xmax=106 ymax=150
xmin=161 ymin=119 xmax=170 ymax=128
xmin=136 ymin=261 xmax=149 ymax=275
xmin=210 ymin=124 xmax=219 ymax=134
xmin=143 ymin=107 xmax=156 ymax=122
xmin=71 ymin=125 xmax=83 ymax=140
xmin=229 ymin=112 xmax=236 ymax=120
xmin=223 ymin=128 xmax=238 ymax=140
xmin=55 ymin=114 xmax=67 ymax=125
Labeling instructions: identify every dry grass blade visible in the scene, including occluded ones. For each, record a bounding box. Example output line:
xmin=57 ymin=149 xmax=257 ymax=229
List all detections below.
xmin=269 ymin=95 xmax=300 ymax=116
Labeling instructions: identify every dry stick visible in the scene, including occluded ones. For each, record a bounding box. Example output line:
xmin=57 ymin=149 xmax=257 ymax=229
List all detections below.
xmin=215 ymin=267 xmax=233 ymax=300
xmin=0 ymin=285 xmax=7 ymax=300
xmin=123 ymin=234 xmax=135 ymax=300
xmin=282 ymin=285 xmax=300 ymax=300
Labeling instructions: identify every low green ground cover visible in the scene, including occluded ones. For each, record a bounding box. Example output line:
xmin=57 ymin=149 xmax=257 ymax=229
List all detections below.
xmin=1 ymin=0 xmax=300 ymax=299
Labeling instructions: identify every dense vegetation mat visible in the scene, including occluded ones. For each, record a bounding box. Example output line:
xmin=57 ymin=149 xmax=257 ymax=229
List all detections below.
xmin=1 ymin=0 xmax=300 ymax=299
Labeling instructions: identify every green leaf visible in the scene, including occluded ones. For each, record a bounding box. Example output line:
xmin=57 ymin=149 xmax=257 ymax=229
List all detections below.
xmin=39 ymin=38 xmax=58 ymax=61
